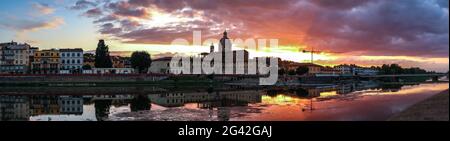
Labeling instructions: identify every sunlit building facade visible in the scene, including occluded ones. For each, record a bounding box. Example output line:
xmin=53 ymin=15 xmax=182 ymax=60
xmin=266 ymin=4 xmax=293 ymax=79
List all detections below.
xmin=32 ymin=49 xmax=60 ymax=74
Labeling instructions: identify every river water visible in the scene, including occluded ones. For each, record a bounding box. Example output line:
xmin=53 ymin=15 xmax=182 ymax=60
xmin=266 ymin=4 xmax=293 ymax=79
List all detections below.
xmin=0 ymin=82 xmax=448 ymax=121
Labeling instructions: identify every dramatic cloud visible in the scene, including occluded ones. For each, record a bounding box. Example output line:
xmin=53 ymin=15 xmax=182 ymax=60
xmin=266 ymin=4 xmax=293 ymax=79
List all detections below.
xmin=107 ymin=1 xmax=150 ymax=18
xmin=75 ymin=0 xmax=449 ymax=58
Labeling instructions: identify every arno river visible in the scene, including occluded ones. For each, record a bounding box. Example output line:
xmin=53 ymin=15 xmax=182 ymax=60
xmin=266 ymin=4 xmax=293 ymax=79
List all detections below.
xmin=0 ymin=81 xmax=448 ymax=121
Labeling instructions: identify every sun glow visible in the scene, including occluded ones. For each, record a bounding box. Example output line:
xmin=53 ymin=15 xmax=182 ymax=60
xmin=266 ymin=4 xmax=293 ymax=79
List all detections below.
xmin=262 ymin=95 xmax=303 ymax=105
xmin=139 ymin=9 xmax=205 ymax=28
xmin=116 ymin=42 xmax=337 ymax=64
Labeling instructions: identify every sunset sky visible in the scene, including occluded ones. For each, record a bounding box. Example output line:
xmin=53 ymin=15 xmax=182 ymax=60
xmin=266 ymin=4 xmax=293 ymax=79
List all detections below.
xmin=0 ymin=0 xmax=448 ymax=72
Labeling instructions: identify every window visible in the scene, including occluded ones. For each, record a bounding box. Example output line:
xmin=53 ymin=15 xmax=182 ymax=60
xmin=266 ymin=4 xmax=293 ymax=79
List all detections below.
xmin=72 ymin=53 xmax=75 ymax=57
xmin=77 ymin=60 xmax=80 ymax=64
xmin=72 ymin=60 xmax=75 ymax=64
xmin=62 ymin=60 xmax=65 ymax=63
xmin=62 ymin=53 xmax=65 ymax=57
xmin=77 ymin=53 xmax=81 ymax=57
xmin=67 ymin=53 xmax=70 ymax=57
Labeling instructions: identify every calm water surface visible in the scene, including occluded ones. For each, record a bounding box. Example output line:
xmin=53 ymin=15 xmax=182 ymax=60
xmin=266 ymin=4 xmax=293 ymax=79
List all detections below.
xmin=0 ymin=82 xmax=448 ymax=121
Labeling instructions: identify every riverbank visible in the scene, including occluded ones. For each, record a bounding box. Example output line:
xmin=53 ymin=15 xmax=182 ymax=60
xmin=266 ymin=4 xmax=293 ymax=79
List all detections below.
xmin=388 ymin=89 xmax=449 ymax=121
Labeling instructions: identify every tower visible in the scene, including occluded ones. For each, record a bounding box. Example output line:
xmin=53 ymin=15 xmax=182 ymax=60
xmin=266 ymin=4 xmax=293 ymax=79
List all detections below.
xmin=219 ymin=30 xmax=231 ymax=52
xmin=210 ymin=43 xmax=215 ymax=53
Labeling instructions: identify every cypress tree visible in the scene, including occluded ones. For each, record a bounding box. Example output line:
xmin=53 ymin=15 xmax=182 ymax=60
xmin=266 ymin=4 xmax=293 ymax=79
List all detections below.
xmin=95 ymin=40 xmax=113 ymax=68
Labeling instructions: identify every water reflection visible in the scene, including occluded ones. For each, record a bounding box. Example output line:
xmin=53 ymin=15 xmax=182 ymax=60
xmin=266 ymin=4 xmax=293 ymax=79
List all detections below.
xmin=0 ymin=81 xmax=448 ymax=121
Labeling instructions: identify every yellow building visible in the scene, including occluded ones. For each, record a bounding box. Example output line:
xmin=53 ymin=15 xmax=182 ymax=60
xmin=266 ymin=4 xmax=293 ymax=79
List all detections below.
xmin=32 ymin=49 xmax=60 ymax=74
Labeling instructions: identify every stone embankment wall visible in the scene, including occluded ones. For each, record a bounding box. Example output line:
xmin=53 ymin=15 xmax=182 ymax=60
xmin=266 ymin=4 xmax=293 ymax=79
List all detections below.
xmin=0 ymin=75 xmax=168 ymax=83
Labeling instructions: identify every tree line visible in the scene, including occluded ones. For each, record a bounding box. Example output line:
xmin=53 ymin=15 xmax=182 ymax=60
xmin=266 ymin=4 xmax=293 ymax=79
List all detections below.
xmin=278 ymin=63 xmax=433 ymax=76
xmin=376 ymin=64 xmax=430 ymax=75
xmin=85 ymin=40 xmax=152 ymax=74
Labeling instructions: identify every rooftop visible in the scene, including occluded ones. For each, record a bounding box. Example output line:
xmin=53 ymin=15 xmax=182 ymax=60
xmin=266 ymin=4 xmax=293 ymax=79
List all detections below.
xmin=60 ymin=48 xmax=83 ymax=52
xmin=153 ymin=57 xmax=173 ymax=62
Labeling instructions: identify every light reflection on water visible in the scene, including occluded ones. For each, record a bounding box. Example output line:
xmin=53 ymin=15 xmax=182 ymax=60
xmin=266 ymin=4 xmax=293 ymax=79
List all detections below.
xmin=0 ymin=82 xmax=448 ymax=121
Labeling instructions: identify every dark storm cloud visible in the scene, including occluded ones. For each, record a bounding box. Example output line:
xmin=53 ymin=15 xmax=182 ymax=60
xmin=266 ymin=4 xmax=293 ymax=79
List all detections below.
xmin=74 ymin=0 xmax=449 ymax=57
xmin=305 ymin=0 xmax=449 ymax=57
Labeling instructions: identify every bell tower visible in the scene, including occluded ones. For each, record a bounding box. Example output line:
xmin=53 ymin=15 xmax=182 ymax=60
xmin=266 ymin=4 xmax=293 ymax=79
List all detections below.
xmin=210 ymin=43 xmax=215 ymax=53
xmin=219 ymin=30 xmax=231 ymax=52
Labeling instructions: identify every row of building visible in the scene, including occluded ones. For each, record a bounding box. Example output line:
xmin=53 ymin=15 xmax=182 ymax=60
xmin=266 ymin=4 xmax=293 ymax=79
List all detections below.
xmin=278 ymin=61 xmax=379 ymax=76
xmin=146 ymin=31 xmax=379 ymax=76
xmin=148 ymin=58 xmax=379 ymax=76
xmin=0 ymin=41 xmax=84 ymax=74
xmin=0 ymin=41 xmax=135 ymax=75
xmin=2 ymin=38 xmax=378 ymax=76
xmin=0 ymin=95 xmax=83 ymax=120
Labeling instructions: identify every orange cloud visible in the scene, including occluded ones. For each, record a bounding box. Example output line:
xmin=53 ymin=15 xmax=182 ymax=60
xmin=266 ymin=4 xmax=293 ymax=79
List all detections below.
xmin=26 ymin=17 xmax=65 ymax=32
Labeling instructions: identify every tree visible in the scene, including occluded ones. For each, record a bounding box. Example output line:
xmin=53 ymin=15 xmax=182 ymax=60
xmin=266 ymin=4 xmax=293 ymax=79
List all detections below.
xmin=84 ymin=53 xmax=95 ymax=59
xmin=278 ymin=68 xmax=286 ymax=76
xmin=389 ymin=64 xmax=403 ymax=74
xmin=95 ymin=40 xmax=113 ymax=68
xmin=82 ymin=64 xmax=92 ymax=70
xmin=381 ymin=64 xmax=390 ymax=74
xmin=296 ymin=66 xmax=309 ymax=75
xmin=130 ymin=95 xmax=151 ymax=112
xmin=288 ymin=70 xmax=296 ymax=75
xmin=130 ymin=51 xmax=152 ymax=73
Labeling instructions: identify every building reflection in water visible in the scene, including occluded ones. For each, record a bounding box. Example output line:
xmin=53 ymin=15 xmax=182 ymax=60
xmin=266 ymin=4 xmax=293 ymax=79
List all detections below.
xmin=1 ymin=81 xmax=417 ymax=121
xmin=0 ymin=96 xmax=30 ymax=121
xmin=0 ymin=95 xmax=83 ymax=121
xmin=130 ymin=95 xmax=151 ymax=112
